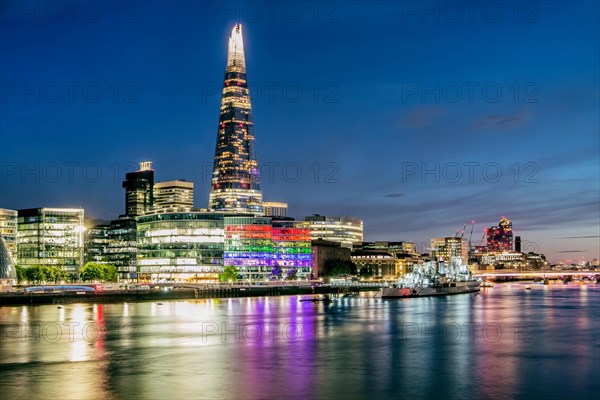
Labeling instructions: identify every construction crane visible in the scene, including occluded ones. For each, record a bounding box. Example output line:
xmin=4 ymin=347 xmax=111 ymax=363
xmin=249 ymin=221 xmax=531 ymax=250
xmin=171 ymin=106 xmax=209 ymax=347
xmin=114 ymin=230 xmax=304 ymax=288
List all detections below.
xmin=454 ymin=223 xmax=467 ymax=238
xmin=478 ymin=228 xmax=488 ymax=246
xmin=467 ymin=220 xmax=475 ymax=248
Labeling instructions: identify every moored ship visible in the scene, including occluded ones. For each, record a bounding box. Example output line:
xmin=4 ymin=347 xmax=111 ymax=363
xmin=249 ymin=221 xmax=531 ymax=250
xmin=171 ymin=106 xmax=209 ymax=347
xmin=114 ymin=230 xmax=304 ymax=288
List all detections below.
xmin=380 ymin=257 xmax=480 ymax=298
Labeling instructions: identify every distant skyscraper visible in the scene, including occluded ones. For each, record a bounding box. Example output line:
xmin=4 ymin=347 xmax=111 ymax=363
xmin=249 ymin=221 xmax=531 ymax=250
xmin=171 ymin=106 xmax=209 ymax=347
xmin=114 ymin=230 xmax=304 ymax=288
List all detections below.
xmin=209 ymin=24 xmax=263 ymax=215
xmin=263 ymin=202 xmax=288 ymax=218
xmin=487 ymin=216 xmax=514 ymax=252
xmin=154 ymin=180 xmax=194 ymax=210
xmin=122 ymin=161 xmax=154 ymax=216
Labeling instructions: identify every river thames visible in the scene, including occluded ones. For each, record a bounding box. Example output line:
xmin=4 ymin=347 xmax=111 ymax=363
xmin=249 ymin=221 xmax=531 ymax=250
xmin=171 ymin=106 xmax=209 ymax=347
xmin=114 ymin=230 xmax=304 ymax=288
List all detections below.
xmin=1 ymin=283 xmax=598 ymax=400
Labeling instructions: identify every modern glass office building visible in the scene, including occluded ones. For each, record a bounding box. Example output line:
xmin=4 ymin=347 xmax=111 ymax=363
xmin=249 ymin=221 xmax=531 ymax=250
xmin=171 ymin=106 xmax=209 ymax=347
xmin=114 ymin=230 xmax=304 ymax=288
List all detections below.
xmin=154 ymin=180 xmax=194 ymax=211
xmin=122 ymin=161 xmax=154 ymax=217
xmin=304 ymin=215 xmax=364 ymax=249
xmin=209 ymin=24 xmax=263 ymax=215
xmin=16 ymin=208 xmax=85 ymax=275
xmin=0 ymin=208 xmax=18 ymax=262
xmin=137 ymin=212 xmax=224 ymax=281
xmin=272 ymin=218 xmax=311 ymax=279
xmin=223 ymin=216 xmax=272 ymax=280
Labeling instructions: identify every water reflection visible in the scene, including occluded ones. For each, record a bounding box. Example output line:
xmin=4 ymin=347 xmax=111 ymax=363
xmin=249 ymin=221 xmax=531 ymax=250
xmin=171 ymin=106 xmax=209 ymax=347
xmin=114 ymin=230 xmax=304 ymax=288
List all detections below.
xmin=0 ymin=285 xmax=598 ymax=399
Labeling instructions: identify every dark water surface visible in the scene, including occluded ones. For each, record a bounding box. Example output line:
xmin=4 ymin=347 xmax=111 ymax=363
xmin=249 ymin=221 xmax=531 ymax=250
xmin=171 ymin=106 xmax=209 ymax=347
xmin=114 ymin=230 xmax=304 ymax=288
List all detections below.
xmin=1 ymin=283 xmax=598 ymax=400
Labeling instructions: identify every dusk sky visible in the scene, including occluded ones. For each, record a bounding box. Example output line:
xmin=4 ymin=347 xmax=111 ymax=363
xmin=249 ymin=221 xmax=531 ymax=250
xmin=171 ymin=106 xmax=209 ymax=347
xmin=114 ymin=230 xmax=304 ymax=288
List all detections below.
xmin=1 ymin=1 xmax=598 ymax=263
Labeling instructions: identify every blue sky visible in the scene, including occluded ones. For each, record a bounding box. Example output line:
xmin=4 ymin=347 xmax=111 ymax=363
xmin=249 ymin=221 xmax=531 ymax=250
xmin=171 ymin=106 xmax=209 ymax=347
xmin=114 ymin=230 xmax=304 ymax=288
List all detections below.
xmin=1 ymin=1 xmax=598 ymax=262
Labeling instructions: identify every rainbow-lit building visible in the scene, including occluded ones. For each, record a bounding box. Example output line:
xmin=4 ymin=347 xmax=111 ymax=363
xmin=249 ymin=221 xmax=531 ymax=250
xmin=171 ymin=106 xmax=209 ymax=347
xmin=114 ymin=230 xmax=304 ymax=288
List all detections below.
xmin=209 ymin=24 xmax=263 ymax=215
xmin=271 ymin=218 xmax=312 ymax=279
xmin=224 ymin=216 xmax=272 ymax=280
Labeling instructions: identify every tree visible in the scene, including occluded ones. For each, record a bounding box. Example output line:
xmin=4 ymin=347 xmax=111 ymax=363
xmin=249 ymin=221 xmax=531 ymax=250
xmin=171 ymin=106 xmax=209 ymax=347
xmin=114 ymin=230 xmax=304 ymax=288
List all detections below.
xmin=219 ymin=266 xmax=239 ymax=282
xmin=285 ymin=268 xmax=298 ymax=280
xmin=103 ymin=264 xmax=118 ymax=282
xmin=269 ymin=265 xmax=283 ymax=280
xmin=322 ymin=259 xmax=357 ymax=277
xmin=15 ymin=265 xmax=25 ymax=283
xmin=80 ymin=262 xmax=119 ymax=282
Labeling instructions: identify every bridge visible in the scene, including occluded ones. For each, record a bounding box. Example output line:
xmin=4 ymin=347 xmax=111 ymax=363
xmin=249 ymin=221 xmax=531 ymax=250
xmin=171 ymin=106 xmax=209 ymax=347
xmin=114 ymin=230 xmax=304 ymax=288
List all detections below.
xmin=474 ymin=270 xmax=600 ymax=278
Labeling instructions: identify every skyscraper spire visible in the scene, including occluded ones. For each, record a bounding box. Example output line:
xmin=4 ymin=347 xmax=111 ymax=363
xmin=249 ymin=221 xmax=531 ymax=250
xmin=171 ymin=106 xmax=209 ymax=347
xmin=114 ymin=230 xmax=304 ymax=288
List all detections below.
xmin=208 ymin=24 xmax=263 ymax=215
xmin=226 ymin=23 xmax=245 ymax=69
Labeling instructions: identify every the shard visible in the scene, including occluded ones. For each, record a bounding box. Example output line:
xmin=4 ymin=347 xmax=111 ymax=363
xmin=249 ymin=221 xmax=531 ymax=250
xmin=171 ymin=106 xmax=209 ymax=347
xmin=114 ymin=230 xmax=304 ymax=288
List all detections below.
xmin=208 ymin=24 xmax=263 ymax=215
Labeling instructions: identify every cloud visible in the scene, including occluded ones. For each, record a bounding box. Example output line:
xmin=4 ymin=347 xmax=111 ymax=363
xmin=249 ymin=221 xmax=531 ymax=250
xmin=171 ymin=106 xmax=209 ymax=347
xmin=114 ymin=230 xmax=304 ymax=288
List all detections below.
xmin=473 ymin=111 xmax=529 ymax=130
xmin=383 ymin=193 xmax=404 ymax=198
xmin=399 ymin=106 xmax=446 ymax=128
xmin=556 ymin=235 xmax=600 ymax=239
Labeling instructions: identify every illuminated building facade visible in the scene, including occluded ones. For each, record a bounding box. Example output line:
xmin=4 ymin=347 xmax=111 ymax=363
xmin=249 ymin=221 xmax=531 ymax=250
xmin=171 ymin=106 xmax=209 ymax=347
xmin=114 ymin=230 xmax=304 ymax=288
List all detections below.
xmin=223 ymin=216 xmax=272 ymax=280
xmin=430 ymin=237 xmax=469 ymax=266
xmin=209 ymin=24 xmax=263 ymax=215
xmin=17 ymin=208 xmax=85 ymax=274
xmin=0 ymin=235 xmax=17 ymax=289
xmin=106 ymin=217 xmax=138 ymax=279
xmin=487 ymin=217 xmax=514 ymax=252
xmin=85 ymin=223 xmax=110 ymax=263
xmin=122 ymin=161 xmax=154 ymax=217
xmin=154 ymin=180 xmax=194 ymax=211
xmin=304 ymin=215 xmax=363 ymax=249
xmin=264 ymin=202 xmax=288 ymax=218
xmin=86 ymin=217 xmax=138 ymax=280
xmin=351 ymin=250 xmax=397 ymax=278
xmin=137 ymin=212 xmax=224 ymax=281
xmin=271 ymin=218 xmax=311 ymax=279
xmin=0 ymin=208 xmax=18 ymax=262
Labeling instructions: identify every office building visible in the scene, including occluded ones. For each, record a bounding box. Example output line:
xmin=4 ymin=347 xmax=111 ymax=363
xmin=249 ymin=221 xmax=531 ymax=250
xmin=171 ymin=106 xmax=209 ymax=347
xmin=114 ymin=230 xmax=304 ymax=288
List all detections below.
xmin=0 ymin=208 xmax=18 ymax=262
xmin=263 ymin=202 xmax=288 ymax=218
xmin=154 ymin=180 xmax=194 ymax=211
xmin=137 ymin=211 xmax=224 ymax=281
xmin=122 ymin=161 xmax=154 ymax=217
xmin=305 ymin=215 xmax=363 ymax=249
xmin=430 ymin=237 xmax=469 ymax=266
xmin=17 ymin=208 xmax=85 ymax=275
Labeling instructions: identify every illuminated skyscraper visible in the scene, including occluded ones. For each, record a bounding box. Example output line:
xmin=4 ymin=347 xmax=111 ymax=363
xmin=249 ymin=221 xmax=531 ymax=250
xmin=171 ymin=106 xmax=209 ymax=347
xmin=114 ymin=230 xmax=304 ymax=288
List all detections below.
xmin=487 ymin=216 xmax=514 ymax=252
xmin=122 ymin=161 xmax=154 ymax=217
xmin=209 ymin=24 xmax=263 ymax=215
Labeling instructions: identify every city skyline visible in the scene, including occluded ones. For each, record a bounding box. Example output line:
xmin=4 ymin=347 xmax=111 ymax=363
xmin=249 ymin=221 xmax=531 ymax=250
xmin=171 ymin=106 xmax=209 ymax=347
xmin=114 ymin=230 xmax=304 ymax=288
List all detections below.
xmin=1 ymin=2 xmax=598 ymax=264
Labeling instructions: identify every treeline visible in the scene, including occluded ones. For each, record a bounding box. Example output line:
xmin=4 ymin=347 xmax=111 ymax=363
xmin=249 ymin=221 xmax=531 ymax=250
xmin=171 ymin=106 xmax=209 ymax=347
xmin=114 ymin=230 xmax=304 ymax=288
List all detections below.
xmin=15 ymin=262 xmax=119 ymax=283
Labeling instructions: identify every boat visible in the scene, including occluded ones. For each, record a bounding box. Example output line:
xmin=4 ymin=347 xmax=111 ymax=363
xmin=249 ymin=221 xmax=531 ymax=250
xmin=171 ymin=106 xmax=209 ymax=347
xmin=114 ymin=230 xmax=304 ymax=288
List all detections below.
xmin=300 ymin=295 xmax=333 ymax=303
xmin=481 ymin=280 xmax=494 ymax=288
xmin=525 ymin=285 xmax=532 ymax=290
xmin=380 ymin=257 xmax=480 ymax=298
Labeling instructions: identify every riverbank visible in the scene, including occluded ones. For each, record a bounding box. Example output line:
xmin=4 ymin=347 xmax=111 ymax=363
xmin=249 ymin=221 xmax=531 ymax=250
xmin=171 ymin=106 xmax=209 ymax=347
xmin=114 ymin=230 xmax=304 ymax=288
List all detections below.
xmin=0 ymin=285 xmax=379 ymax=306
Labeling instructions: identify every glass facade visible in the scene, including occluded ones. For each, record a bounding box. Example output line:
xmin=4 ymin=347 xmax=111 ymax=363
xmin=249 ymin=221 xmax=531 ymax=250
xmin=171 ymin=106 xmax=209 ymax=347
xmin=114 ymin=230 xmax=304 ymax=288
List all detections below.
xmin=304 ymin=215 xmax=364 ymax=249
xmin=0 ymin=208 xmax=18 ymax=262
xmin=137 ymin=212 xmax=224 ymax=281
xmin=224 ymin=216 xmax=272 ymax=280
xmin=85 ymin=217 xmax=138 ymax=279
xmin=122 ymin=161 xmax=154 ymax=217
xmin=17 ymin=208 xmax=85 ymax=274
xmin=272 ymin=219 xmax=311 ymax=279
xmin=209 ymin=24 xmax=263 ymax=215
xmin=154 ymin=180 xmax=194 ymax=211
